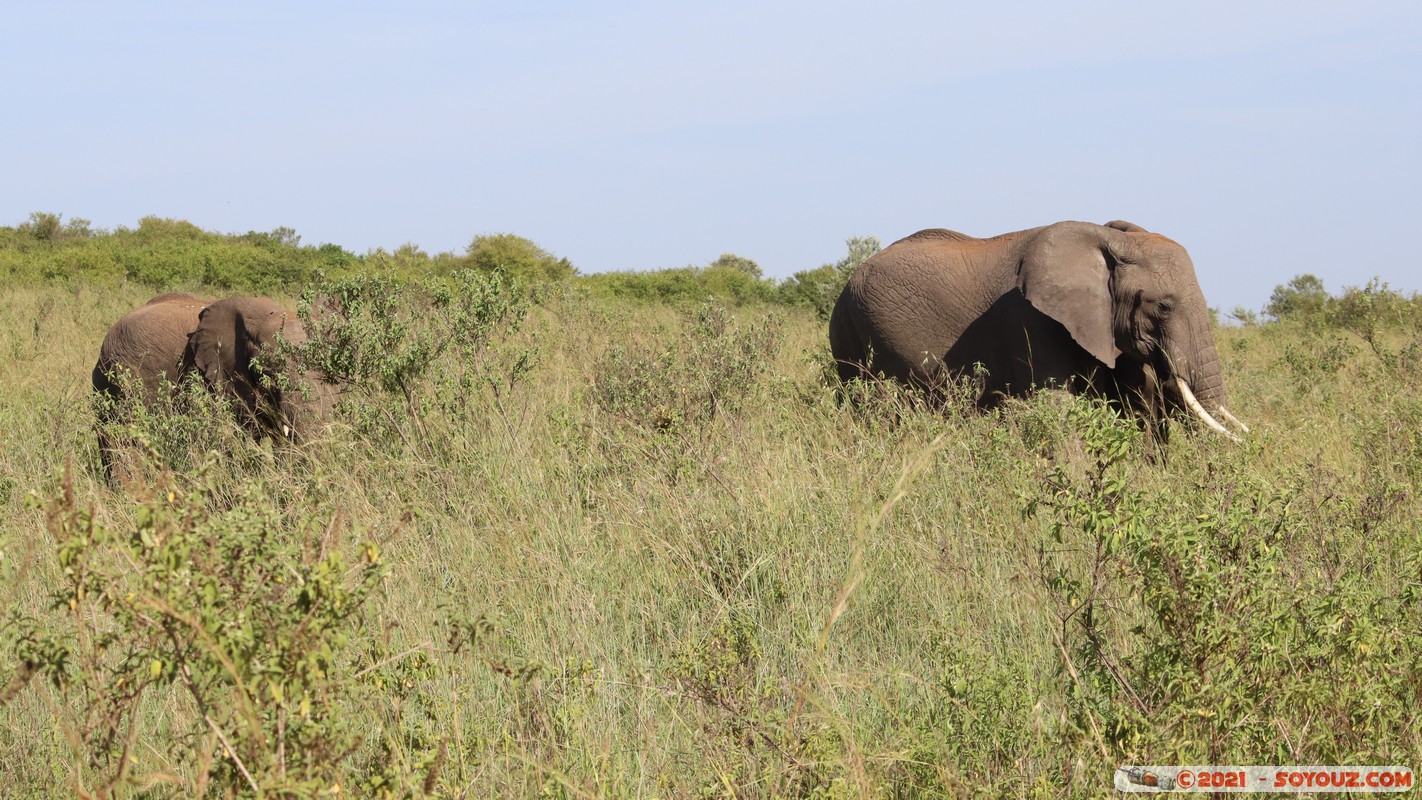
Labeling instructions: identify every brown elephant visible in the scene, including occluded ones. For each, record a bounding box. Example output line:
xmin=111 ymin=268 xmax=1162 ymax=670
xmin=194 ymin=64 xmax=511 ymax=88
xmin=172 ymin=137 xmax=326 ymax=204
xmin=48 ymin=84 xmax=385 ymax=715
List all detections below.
xmin=181 ymin=295 xmax=335 ymax=441
xmin=92 ymin=293 xmax=211 ymax=479
xmin=829 ymin=220 xmax=1247 ymax=439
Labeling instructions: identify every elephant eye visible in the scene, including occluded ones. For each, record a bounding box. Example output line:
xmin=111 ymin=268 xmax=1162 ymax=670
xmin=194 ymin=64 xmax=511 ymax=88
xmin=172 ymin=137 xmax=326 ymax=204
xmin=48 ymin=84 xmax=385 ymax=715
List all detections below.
xmin=1157 ymin=299 xmax=1175 ymax=314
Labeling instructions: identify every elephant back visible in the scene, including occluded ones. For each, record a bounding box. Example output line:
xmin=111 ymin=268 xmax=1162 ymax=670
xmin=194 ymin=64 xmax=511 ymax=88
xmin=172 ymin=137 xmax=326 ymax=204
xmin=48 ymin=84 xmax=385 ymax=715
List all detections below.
xmin=891 ymin=228 xmax=977 ymax=246
xmin=94 ymin=293 xmax=210 ymax=403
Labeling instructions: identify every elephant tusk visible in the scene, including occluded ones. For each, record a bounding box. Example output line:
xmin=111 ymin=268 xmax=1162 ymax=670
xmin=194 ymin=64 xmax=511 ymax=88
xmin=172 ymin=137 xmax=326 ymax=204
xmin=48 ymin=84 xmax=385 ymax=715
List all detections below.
xmin=1214 ymin=405 xmax=1250 ymax=434
xmin=1175 ymin=377 xmax=1240 ymax=442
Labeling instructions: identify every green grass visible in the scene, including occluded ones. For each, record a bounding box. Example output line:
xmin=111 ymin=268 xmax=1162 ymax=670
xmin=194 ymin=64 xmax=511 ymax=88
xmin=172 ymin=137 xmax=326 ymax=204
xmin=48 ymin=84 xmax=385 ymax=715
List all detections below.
xmin=1 ymin=281 xmax=1419 ymax=798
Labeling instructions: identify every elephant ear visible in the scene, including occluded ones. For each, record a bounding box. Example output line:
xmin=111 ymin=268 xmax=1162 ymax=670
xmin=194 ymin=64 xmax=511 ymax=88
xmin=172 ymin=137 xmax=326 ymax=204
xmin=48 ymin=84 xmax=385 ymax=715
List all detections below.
xmin=185 ymin=305 xmax=233 ymax=384
xmin=1016 ymin=224 xmax=1121 ymax=368
xmin=1103 ymin=219 xmax=1149 ymax=233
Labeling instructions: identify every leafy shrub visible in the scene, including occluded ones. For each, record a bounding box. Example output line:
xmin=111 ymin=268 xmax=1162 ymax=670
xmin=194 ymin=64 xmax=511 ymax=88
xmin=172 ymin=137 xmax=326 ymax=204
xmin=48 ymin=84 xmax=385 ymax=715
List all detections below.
xmin=1265 ymin=274 xmax=1422 ymax=335
xmin=3 ymin=468 xmax=412 ymax=797
xmin=91 ymin=368 xmax=261 ymax=486
xmin=1326 ymin=278 xmax=1422 ymax=348
xmin=0 ymin=212 xmax=574 ymax=293
xmin=1279 ymin=335 xmax=1358 ymax=391
xmin=295 ymin=269 xmax=531 ymax=446
xmin=593 ymin=303 xmax=782 ymax=435
xmin=16 ymin=212 xmax=95 ymax=242
xmin=778 ymin=235 xmax=880 ymax=318
xmin=1026 ymin=399 xmax=1422 ymax=773
xmin=708 ymin=252 xmax=763 ymax=279
xmin=921 ymin=643 xmax=1037 ymax=778
xmin=672 ymin=611 xmax=761 ymax=711
xmin=1266 ymin=273 xmax=1328 ymax=320
xmin=580 ymin=264 xmax=779 ymax=306
xmin=462 ymin=233 xmax=576 ymax=284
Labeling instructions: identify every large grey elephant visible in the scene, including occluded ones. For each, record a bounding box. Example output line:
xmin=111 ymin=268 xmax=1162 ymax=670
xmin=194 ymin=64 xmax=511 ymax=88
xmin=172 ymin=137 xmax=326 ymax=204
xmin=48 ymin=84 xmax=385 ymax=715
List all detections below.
xmin=828 ymin=220 xmax=1247 ymax=438
xmin=92 ymin=293 xmax=211 ymax=479
xmin=181 ymin=295 xmax=335 ymax=441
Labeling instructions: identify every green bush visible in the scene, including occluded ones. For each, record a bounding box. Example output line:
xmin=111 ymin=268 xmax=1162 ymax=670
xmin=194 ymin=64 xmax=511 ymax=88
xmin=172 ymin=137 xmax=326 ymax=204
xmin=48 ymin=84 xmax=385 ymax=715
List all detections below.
xmin=295 ymin=269 xmax=532 ymax=448
xmin=580 ymin=264 xmax=779 ymax=306
xmin=593 ymin=303 xmax=782 ymax=436
xmin=462 ymin=233 xmax=576 ymax=284
xmin=777 ymin=235 xmax=880 ymax=318
xmin=1026 ymin=399 xmax=1422 ymax=773
xmin=0 ymin=212 xmax=576 ymax=293
xmin=5 ymin=468 xmax=414 ymax=797
xmin=1325 ymin=278 xmax=1422 ymax=347
xmin=708 ymin=252 xmax=763 ymax=279
xmin=16 ymin=212 xmax=96 ymax=242
xmin=1265 ymin=274 xmax=1422 ymax=335
xmin=1 ymin=211 xmax=897 ymax=319
xmin=1266 ymin=274 xmax=1328 ymax=320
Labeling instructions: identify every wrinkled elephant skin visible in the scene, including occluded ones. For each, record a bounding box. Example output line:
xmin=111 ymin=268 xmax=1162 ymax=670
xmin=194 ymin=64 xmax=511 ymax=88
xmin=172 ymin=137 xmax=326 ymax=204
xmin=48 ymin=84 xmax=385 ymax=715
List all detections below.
xmin=829 ymin=220 xmax=1244 ymax=438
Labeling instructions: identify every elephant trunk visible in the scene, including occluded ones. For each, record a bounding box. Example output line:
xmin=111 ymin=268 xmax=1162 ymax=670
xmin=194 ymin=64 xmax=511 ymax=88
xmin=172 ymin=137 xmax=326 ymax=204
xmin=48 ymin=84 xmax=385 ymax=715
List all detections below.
xmin=1163 ymin=307 xmax=1247 ymax=438
xmin=1185 ymin=337 xmax=1226 ymax=410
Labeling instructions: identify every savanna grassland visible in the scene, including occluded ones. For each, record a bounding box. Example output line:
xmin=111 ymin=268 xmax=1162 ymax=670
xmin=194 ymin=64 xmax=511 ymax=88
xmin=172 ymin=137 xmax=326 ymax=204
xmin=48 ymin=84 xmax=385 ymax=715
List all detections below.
xmin=0 ymin=217 xmax=1420 ymax=798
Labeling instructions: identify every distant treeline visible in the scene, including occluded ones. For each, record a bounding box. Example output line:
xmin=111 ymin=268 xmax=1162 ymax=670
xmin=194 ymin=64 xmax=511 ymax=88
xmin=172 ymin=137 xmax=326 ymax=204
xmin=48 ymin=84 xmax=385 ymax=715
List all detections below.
xmin=0 ymin=212 xmax=875 ymax=313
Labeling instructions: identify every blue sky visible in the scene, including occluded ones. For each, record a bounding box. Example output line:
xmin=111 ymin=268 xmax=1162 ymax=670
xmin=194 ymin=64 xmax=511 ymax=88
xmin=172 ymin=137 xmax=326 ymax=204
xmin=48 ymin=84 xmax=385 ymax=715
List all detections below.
xmin=4 ymin=1 xmax=1419 ymax=311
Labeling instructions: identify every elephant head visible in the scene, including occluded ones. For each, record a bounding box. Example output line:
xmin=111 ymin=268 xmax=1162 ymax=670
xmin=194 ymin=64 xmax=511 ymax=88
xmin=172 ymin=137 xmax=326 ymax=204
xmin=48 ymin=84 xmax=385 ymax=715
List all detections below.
xmin=182 ymin=295 xmax=332 ymax=441
xmin=829 ymin=219 xmax=1247 ymax=439
xmin=1015 ymin=221 xmax=1242 ymax=437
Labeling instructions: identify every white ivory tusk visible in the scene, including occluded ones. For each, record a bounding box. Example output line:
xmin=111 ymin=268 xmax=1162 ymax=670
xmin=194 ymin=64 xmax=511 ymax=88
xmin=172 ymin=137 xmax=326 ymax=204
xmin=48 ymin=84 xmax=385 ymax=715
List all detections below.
xmin=1175 ymin=377 xmax=1240 ymax=442
xmin=1214 ymin=406 xmax=1250 ymax=434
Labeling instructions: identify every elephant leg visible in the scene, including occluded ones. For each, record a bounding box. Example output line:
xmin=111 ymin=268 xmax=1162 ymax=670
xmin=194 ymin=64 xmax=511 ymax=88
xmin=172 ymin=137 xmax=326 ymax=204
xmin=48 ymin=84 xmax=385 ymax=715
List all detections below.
xmin=1094 ymin=359 xmax=1171 ymax=454
xmin=829 ymin=291 xmax=872 ymax=383
xmin=94 ymin=416 xmax=146 ymax=490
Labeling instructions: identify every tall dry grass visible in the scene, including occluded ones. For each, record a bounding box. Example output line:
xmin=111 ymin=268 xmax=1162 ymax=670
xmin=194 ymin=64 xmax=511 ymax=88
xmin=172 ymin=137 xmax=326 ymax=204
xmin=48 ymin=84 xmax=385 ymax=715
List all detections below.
xmin=0 ymin=281 xmax=1418 ymax=797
